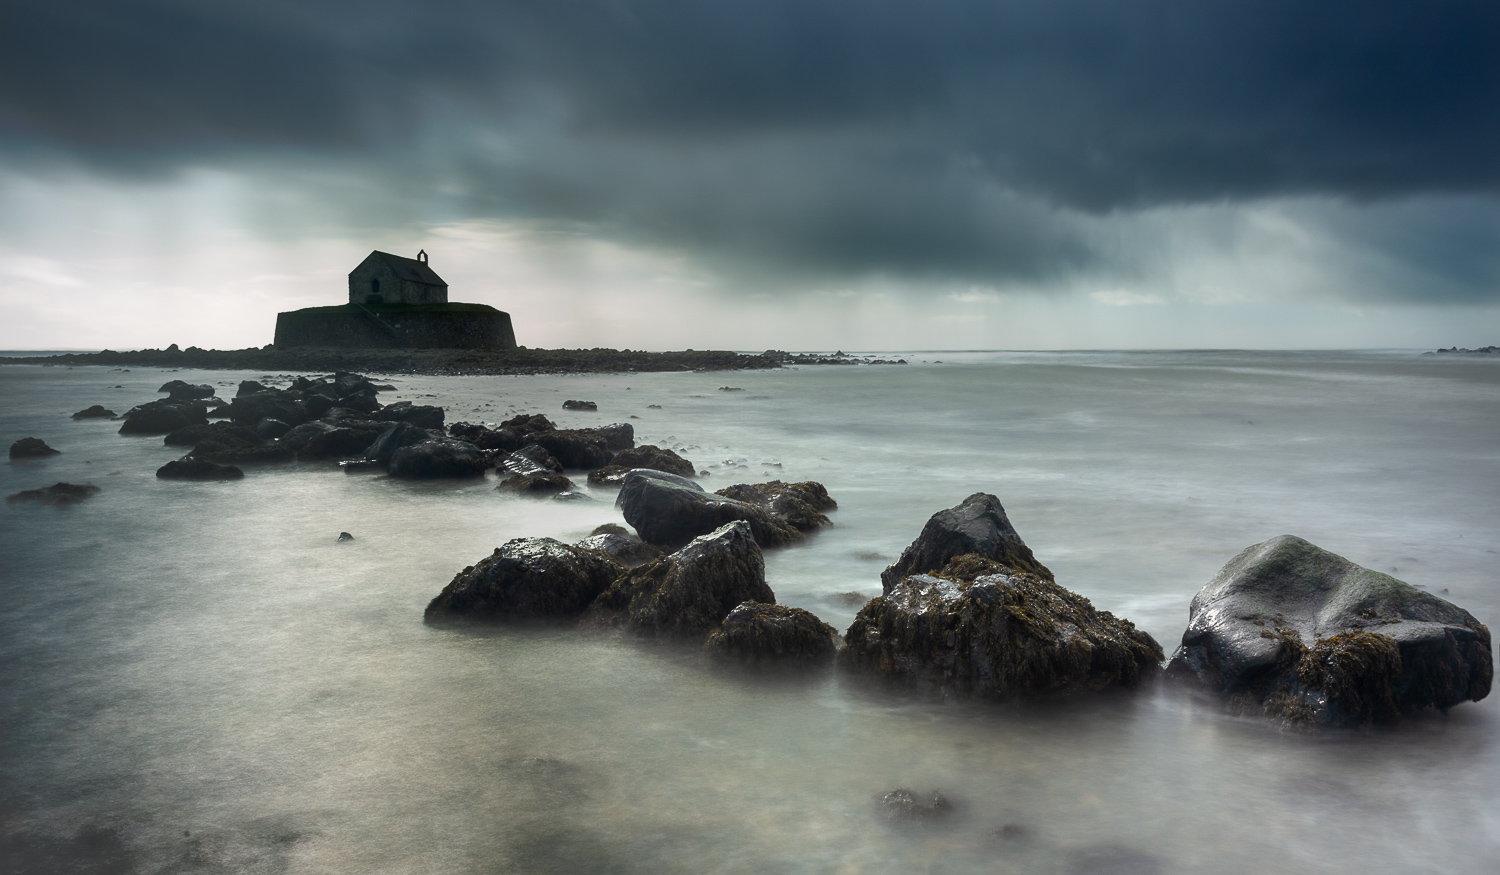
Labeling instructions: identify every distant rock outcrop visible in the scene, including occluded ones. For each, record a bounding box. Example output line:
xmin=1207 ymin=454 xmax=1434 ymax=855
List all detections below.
xmin=9 ymin=437 xmax=60 ymax=459
xmin=6 ymin=482 xmax=99 ymax=506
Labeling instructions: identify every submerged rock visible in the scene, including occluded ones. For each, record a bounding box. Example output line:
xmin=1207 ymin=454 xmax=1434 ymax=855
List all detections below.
xmin=714 ymin=480 xmax=837 ymax=532
xmin=616 ymin=470 xmax=802 ymax=549
xmin=497 ymin=473 xmax=576 ymax=495
xmin=6 ymin=482 xmax=99 ymax=506
xmin=704 ymin=601 xmax=840 ymax=668
xmin=389 ymin=438 xmax=486 ymax=479
xmin=880 ymin=789 xmax=953 ymax=824
xmin=156 ymin=458 xmax=245 ymax=481
xmin=840 ymin=555 xmax=1163 ymax=698
xmin=9 ymin=437 xmax=60 ymax=459
xmin=118 ymin=399 xmax=208 ymax=435
xmin=71 ymin=405 xmax=117 ymax=419
xmin=586 ymin=445 xmax=696 ymax=486
xmin=880 ymin=493 xmax=1053 ymax=594
xmin=582 ymin=521 xmax=774 ymax=640
xmin=1166 ymin=535 xmax=1493 ymax=726
xmin=425 ymin=538 xmax=623 ymax=622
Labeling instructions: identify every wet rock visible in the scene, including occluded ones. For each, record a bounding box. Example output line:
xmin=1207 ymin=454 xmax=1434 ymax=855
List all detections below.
xmin=156 ymin=458 xmax=245 ymax=481
xmin=339 ymin=388 xmax=382 ymax=414
xmin=590 ymin=523 xmax=634 ymax=538
xmin=704 ymin=601 xmax=840 ymax=667
xmin=499 ymin=413 xmax=557 ymax=439
xmin=228 ymin=392 xmax=306 ymax=428
xmin=163 ymin=423 xmax=216 ymax=447
xmin=581 ymin=521 xmax=774 ymax=640
xmin=236 ymin=380 xmax=270 ymax=396
xmin=6 ymin=482 xmax=99 ymax=506
xmin=553 ymin=490 xmax=594 ymax=502
xmin=118 ymin=399 xmax=208 ymax=435
xmin=574 ymin=532 xmax=664 ymax=568
xmin=880 ymin=789 xmax=953 ymax=824
xmin=373 ymin=401 xmax=444 ymax=430
xmin=1166 ymin=535 xmax=1493 ymax=726
xmin=255 ymin=417 xmax=291 ymax=440
xmin=9 ymin=437 xmax=60 ymax=459
xmin=363 ymin=421 xmax=434 ymax=466
xmin=163 ymin=381 xmax=215 ymax=400
xmin=586 ymin=445 xmax=696 ymax=486
xmin=616 ymin=470 xmax=802 ymax=549
xmin=71 ymin=405 xmax=116 ymax=419
xmin=530 ymin=429 xmax=612 ymax=470
xmin=298 ymin=423 xmax=387 ymax=461
xmin=512 ymin=443 xmax=564 ymax=474
xmin=590 ymin=422 xmax=635 ymax=453
xmin=880 ymin=493 xmax=1053 ymax=595
xmin=341 ymin=459 xmax=384 ymax=473
xmin=425 ymin=538 xmax=624 ymax=621
xmin=449 ymin=423 xmax=523 ymax=453
xmin=827 ymin=591 xmax=875 ymax=609
xmin=302 ymin=393 xmax=336 ymax=419
xmin=840 ymin=555 xmax=1164 ymax=699
xmin=715 ymin=480 xmax=836 ymax=532
xmin=496 ymin=473 xmax=576 ymax=495
xmin=274 ymin=420 xmax=335 ymax=453
xmin=338 ymin=532 xmax=354 ymax=542
xmin=389 ymin=437 xmax=486 ymax=479
xmin=562 ymin=399 xmax=597 ymax=411
xmin=186 ymin=422 xmax=294 ymax=465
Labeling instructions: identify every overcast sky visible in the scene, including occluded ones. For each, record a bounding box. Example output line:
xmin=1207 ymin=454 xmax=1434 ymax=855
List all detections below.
xmin=2 ymin=0 xmax=1497 ymax=350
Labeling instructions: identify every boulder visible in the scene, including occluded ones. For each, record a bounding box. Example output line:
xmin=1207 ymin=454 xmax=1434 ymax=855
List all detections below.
xmin=880 ymin=493 xmax=1053 ymax=595
xmin=704 ymin=601 xmax=840 ymax=667
xmin=255 ymin=418 xmax=292 ymax=440
xmin=425 ymin=538 xmax=623 ymax=622
xmin=500 ymin=413 xmax=556 ymax=439
xmin=338 ymin=388 xmax=382 ymax=414
xmin=715 ymin=480 xmax=836 ymax=532
xmin=118 ymin=399 xmax=208 ymax=435
xmin=179 ymin=421 xmax=292 ymax=465
xmin=512 ymin=444 xmax=564 ymax=474
xmin=6 ymin=482 xmax=99 ymax=506
xmin=840 ymin=555 xmax=1164 ymax=699
xmin=616 ymin=470 xmax=802 ymax=549
xmin=449 ymin=423 xmax=523 ymax=453
xmin=530 ymin=429 xmax=611 ymax=470
xmin=156 ymin=458 xmax=245 ymax=481
xmin=574 ymin=533 xmax=664 ymax=568
xmin=587 ymin=445 xmax=695 ymax=486
xmin=338 ymin=531 xmax=354 ymax=542
xmin=590 ymin=523 xmax=634 ymax=538
xmin=228 ymin=392 xmax=306 ymax=428
xmin=1166 ymin=535 xmax=1493 ymax=726
xmin=71 ymin=405 xmax=116 ymax=419
xmin=496 ymin=473 xmax=576 ymax=495
xmin=163 ymin=381 xmax=215 ymax=400
xmin=374 ymin=401 xmax=444 ymax=430
xmin=363 ymin=421 xmax=433 ymax=466
xmin=275 ymin=421 xmax=335 ymax=453
xmin=581 ymin=521 xmax=775 ymax=640
xmin=389 ymin=438 xmax=486 ymax=479
xmin=297 ymin=423 xmax=387 ymax=461
xmin=562 ymin=399 xmax=597 ymax=411
xmin=591 ymin=422 xmax=635 ymax=453
xmin=9 ymin=437 xmax=60 ymax=459
xmin=236 ymin=380 xmax=270 ymax=396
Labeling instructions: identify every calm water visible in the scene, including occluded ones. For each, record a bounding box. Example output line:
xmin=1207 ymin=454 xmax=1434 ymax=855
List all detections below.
xmin=2 ymin=351 xmax=1497 ymax=874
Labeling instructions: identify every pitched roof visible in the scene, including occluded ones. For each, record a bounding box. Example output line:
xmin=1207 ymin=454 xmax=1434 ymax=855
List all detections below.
xmin=365 ymin=250 xmax=447 ymax=286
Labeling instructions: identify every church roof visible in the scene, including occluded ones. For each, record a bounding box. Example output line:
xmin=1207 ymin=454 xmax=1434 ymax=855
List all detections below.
xmin=361 ymin=250 xmax=447 ymax=286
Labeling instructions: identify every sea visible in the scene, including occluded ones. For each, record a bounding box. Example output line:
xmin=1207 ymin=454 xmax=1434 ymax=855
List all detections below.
xmin=1 ymin=350 xmax=1497 ymax=874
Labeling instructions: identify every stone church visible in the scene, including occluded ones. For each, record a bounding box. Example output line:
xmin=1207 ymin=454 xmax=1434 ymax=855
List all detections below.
xmin=349 ymin=250 xmax=448 ymax=305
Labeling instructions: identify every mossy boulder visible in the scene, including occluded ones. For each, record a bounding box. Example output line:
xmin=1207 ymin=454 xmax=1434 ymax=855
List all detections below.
xmin=6 ymin=482 xmax=99 ymax=506
xmin=1166 ymin=535 xmax=1493 ymax=727
xmin=156 ymin=458 xmax=244 ymax=481
xmin=616 ymin=470 xmax=802 ymax=549
xmin=118 ymin=399 xmax=208 ymax=435
xmin=704 ymin=601 xmax=840 ymax=668
xmin=840 ymin=555 xmax=1163 ymax=699
xmin=425 ymin=538 xmax=624 ymax=622
xmin=715 ymin=480 xmax=837 ymax=532
xmin=389 ymin=438 xmax=487 ymax=479
xmin=880 ymin=493 xmax=1052 ymax=595
xmin=582 ymin=521 xmax=774 ymax=640
xmin=9 ymin=437 xmax=60 ymax=459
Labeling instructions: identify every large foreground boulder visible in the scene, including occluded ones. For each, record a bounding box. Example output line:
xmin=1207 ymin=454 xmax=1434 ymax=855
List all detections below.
xmin=840 ymin=555 xmax=1163 ymax=698
xmin=880 ymin=493 xmax=1053 ymax=594
xmin=582 ymin=521 xmax=774 ymax=639
xmin=389 ymin=438 xmax=486 ymax=479
xmin=425 ymin=538 xmax=623 ymax=621
xmin=715 ymin=480 xmax=837 ymax=532
xmin=704 ymin=601 xmax=841 ymax=668
xmin=1166 ymin=535 xmax=1493 ymax=726
xmin=616 ymin=470 xmax=803 ymax=549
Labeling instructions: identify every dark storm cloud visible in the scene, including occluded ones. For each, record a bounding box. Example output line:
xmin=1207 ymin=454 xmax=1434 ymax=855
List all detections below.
xmin=3 ymin=0 xmax=1498 ymax=296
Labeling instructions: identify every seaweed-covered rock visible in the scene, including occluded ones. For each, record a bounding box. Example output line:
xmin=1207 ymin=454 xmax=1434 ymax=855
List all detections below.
xmin=840 ymin=555 xmax=1163 ymax=698
xmin=1166 ymin=535 xmax=1493 ymax=726
xmin=530 ymin=429 xmax=612 ymax=470
xmin=582 ymin=521 xmax=774 ymax=639
xmin=373 ymin=401 xmax=444 ymax=430
xmin=616 ymin=470 xmax=802 ymax=549
xmin=389 ymin=438 xmax=486 ymax=479
xmin=425 ymin=538 xmax=623 ymax=621
xmin=880 ymin=493 xmax=1052 ymax=594
xmin=6 ymin=482 xmax=99 ymax=506
xmin=9 ymin=437 xmax=60 ymax=459
xmin=587 ymin=445 xmax=696 ymax=486
xmin=496 ymin=473 xmax=576 ymax=495
xmin=71 ymin=405 xmax=116 ymax=419
xmin=715 ymin=480 xmax=836 ymax=532
xmin=704 ymin=601 xmax=840 ymax=667
xmin=156 ymin=458 xmax=245 ymax=481
xmin=574 ymin=533 xmax=664 ymax=568
xmin=118 ymin=399 xmax=208 ymax=435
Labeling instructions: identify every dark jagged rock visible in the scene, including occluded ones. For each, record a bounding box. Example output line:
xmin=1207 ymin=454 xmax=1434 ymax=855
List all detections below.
xmin=574 ymin=532 xmax=664 ymax=568
xmin=425 ymin=538 xmax=624 ymax=622
xmin=6 ymin=482 xmax=99 ymax=506
xmin=449 ymin=422 xmax=523 ymax=453
xmin=1166 ymin=535 xmax=1493 ymax=727
xmin=373 ymin=401 xmax=444 ymax=430
xmin=389 ymin=437 xmax=486 ymax=479
xmin=881 ymin=789 xmax=953 ymax=824
xmin=338 ymin=388 xmax=382 ymax=414
xmin=530 ymin=429 xmax=611 ymax=470
xmin=363 ymin=421 xmax=433 ymax=466
xmin=840 ymin=555 xmax=1163 ymax=699
xmin=228 ymin=392 xmax=307 ymax=428
xmin=880 ymin=493 xmax=1052 ymax=595
xmin=581 ymin=521 xmax=774 ymax=639
xmin=166 ymin=421 xmax=256 ymax=448
xmin=163 ymin=381 xmax=215 ymax=400
xmin=163 ymin=423 xmax=215 ymax=447
xmin=275 ymin=420 xmax=335 ymax=453
xmin=236 ymin=380 xmax=270 ymax=396
xmin=715 ymin=480 xmax=836 ymax=532
xmin=302 ymin=393 xmax=336 ymax=419
xmin=500 ymin=413 xmax=556 ymax=438
xmin=562 ymin=399 xmax=597 ymax=411
xmin=10 ymin=437 xmax=60 ymax=459
xmin=156 ymin=458 xmax=245 ymax=481
xmin=616 ymin=470 xmax=802 ymax=549
xmin=587 ymin=445 xmax=695 ymax=486
xmin=255 ymin=418 xmax=291 ymax=440
xmin=496 ymin=473 xmax=576 ymax=495
xmin=71 ymin=405 xmax=116 ymax=419
xmin=494 ymin=449 xmax=552 ymax=477
xmin=118 ymin=399 xmax=208 ymax=435
xmin=592 ymin=422 xmax=635 ymax=453
xmin=512 ymin=443 xmax=564 ymax=474
xmin=704 ymin=601 xmax=840 ymax=667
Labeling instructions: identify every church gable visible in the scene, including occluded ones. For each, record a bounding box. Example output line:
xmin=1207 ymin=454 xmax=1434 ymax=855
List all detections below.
xmin=349 ymin=250 xmax=449 ymax=305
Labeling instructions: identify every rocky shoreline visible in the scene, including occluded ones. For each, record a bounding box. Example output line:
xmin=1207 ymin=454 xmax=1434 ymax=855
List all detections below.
xmin=0 ymin=345 xmax=907 ymax=375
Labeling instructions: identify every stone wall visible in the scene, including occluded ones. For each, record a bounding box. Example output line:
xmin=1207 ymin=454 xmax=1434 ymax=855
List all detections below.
xmin=274 ymin=304 xmax=517 ymax=350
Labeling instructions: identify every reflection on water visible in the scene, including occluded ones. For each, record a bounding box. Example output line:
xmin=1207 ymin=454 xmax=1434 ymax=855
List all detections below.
xmin=2 ymin=351 xmax=1498 ymax=873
